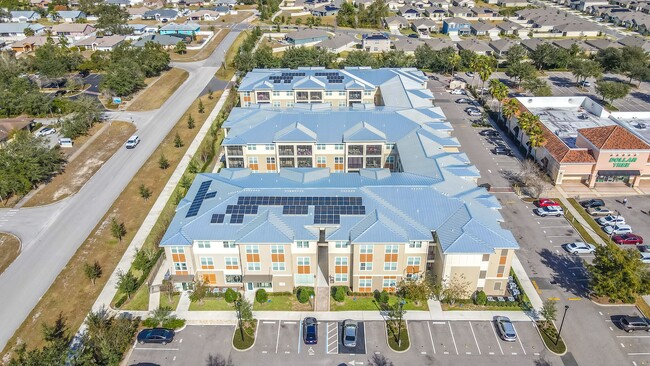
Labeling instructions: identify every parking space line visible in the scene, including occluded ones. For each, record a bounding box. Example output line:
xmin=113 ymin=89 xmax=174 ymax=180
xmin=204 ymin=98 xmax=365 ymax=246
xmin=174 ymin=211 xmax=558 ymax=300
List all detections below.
xmin=427 ymin=321 xmax=436 ymax=354
xmin=298 ymin=319 xmax=302 ymax=354
xmin=469 ymin=322 xmax=481 ymax=355
xmin=448 ymin=322 xmax=459 ymax=355
xmin=276 ymin=321 xmax=281 ymax=353
xmin=134 ymin=347 xmax=180 ymax=351
xmin=489 ymin=322 xmax=504 ymax=355
xmin=512 ymin=324 xmax=526 ymax=355
xmin=617 ymin=336 xmax=650 ymax=338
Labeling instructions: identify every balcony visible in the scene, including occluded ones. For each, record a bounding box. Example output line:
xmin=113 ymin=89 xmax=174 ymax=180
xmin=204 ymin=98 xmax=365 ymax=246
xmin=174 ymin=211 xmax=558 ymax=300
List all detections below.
xmin=227 ymin=146 xmax=243 ymax=156
xmin=348 ymin=145 xmax=363 ymax=156
xmin=297 ymin=145 xmax=312 ymax=156
xmin=279 ymin=146 xmax=294 ymax=156
xmin=297 ymin=158 xmax=313 ymax=167
xmin=280 ymin=158 xmax=294 ymax=167
xmin=365 ymin=157 xmax=381 ymax=168
xmin=349 ymin=91 xmax=362 ymax=100
xmin=296 ymin=92 xmax=309 ymax=101
xmin=366 ymin=145 xmax=382 ymax=155
xmin=348 ymin=157 xmax=362 ymax=169
xmin=310 ymin=92 xmax=322 ymax=101
xmin=228 ymin=158 xmax=244 ymax=168
xmin=256 ymin=92 xmax=270 ymax=102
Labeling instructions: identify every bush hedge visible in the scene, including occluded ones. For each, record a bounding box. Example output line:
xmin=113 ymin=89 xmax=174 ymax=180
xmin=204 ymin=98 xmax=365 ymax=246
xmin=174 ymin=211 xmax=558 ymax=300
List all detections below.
xmin=297 ymin=286 xmax=314 ymax=303
xmin=256 ymin=289 xmax=268 ymax=304
xmin=333 ymin=286 xmax=346 ymax=302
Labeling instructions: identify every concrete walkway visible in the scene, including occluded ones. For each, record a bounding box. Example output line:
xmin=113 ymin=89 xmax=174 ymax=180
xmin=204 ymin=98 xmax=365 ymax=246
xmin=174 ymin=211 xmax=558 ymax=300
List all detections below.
xmin=177 ymin=291 xmax=191 ymax=312
xmin=555 ymin=188 xmax=607 ymax=246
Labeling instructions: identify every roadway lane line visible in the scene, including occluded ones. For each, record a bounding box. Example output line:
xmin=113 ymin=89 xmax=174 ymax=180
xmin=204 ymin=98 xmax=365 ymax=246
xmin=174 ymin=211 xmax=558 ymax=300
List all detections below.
xmin=427 ymin=321 xmax=436 ymax=355
xmin=629 ymin=353 xmax=650 ymax=356
xmin=469 ymin=322 xmax=481 ymax=355
xmin=512 ymin=324 xmax=526 ymax=355
xmin=276 ymin=321 xmax=281 ymax=353
xmin=489 ymin=321 xmax=504 ymax=355
xmin=448 ymin=322 xmax=459 ymax=355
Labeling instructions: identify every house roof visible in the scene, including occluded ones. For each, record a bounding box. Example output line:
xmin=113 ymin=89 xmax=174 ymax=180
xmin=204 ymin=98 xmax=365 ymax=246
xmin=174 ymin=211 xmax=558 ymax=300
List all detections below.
xmin=11 ymin=35 xmax=52 ymax=48
xmin=384 ymin=15 xmax=408 ymax=26
xmin=134 ymin=34 xmax=183 ymax=47
xmin=0 ymin=23 xmax=45 ymax=33
xmin=0 ymin=117 xmax=33 ymax=142
xmin=74 ymin=35 xmax=125 ymax=48
xmin=316 ymin=33 xmax=356 ymax=50
xmin=10 ymin=11 xmax=40 ymax=18
xmin=457 ymin=39 xmax=493 ymax=53
xmin=286 ymin=29 xmax=330 ymax=41
xmin=160 ymin=22 xmax=200 ymax=31
xmin=471 ymin=21 xmax=499 ymax=32
xmin=540 ymin=122 xmax=596 ymax=163
xmin=579 ymin=125 xmax=650 ymax=150
xmin=52 ymin=23 xmax=95 ymax=33
xmin=444 ymin=17 xmax=471 ymax=24
xmin=56 ymin=10 xmax=84 ymax=18
xmin=363 ymin=33 xmax=390 ymax=41
xmin=496 ymin=20 xmax=523 ymax=31
xmin=489 ymin=39 xmax=518 ymax=53
xmin=143 ymin=9 xmax=179 ymax=18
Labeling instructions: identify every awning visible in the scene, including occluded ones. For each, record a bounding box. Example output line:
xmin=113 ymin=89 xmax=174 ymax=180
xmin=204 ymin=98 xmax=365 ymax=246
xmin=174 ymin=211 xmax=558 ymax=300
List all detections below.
xmin=243 ymin=274 xmax=272 ymax=282
xmin=170 ymin=274 xmax=194 ymax=283
xmin=597 ymin=170 xmax=640 ymax=177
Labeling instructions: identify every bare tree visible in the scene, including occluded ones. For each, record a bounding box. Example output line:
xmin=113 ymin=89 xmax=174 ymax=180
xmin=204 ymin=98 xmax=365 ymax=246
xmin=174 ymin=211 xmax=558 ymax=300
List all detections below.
xmin=518 ymin=160 xmax=551 ymax=198
xmin=442 ymin=274 xmax=471 ymax=307
xmin=368 ymin=353 xmax=394 ymax=366
xmin=206 ymin=353 xmax=234 ymax=366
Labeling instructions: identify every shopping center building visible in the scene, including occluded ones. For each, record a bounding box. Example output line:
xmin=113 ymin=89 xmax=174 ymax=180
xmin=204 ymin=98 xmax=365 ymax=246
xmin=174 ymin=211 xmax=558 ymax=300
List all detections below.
xmin=160 ymin=68 xmax=519 ymax=302
xmin=506 ymin=96 xmax=650 ymax=188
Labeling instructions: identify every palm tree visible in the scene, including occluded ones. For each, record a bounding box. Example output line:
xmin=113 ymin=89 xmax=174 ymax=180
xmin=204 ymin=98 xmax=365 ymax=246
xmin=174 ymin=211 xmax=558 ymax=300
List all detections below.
xmin=477 ymin=57 xmax=495 ymax=99
xmin=489 ymin=79 xmax=509 ymax=118
xmin=502 ymin=98 xmax=520 ymax=130
xmin=527 ymin=121 xmax=546 ymax=158
xmin=517 ymin=111 xmax=534 ymax=142
xmin=447 ymin=53 xmax=461 ymax=76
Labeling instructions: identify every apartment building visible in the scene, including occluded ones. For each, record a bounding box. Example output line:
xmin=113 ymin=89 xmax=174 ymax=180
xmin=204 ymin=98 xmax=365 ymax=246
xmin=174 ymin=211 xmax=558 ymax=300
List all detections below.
xmin=161 ymin=68 xmax=519 ymax=302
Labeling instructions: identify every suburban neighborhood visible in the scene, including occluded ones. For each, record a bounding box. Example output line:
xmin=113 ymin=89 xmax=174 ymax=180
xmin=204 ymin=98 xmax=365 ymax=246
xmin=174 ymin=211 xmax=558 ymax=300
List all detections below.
xmin=0 ymin=0 xmax=649 ymax=365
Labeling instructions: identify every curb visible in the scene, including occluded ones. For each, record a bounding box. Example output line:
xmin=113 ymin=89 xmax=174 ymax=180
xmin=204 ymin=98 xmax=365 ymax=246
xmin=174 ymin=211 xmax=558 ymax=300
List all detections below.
xmin=384 ymin=320 xmax=411 ymax=354
xmin=533 ymin=321 xmax=567 ymax=356
xmin=590 ymin=299 xmax=638 ymax=307
xmin=231 ymin=319 xmax=258 ymax=352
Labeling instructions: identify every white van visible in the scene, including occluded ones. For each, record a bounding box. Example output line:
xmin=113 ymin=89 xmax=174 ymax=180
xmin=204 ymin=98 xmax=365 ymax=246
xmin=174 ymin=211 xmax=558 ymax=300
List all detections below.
xmin=58 ymin=138 xmax=73 ymax=148
xmin=126 ymin=135 xmax=140 ymax=149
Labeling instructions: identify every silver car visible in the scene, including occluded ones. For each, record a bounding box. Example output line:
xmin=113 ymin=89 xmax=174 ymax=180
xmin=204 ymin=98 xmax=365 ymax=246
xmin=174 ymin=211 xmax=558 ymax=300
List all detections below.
xmin=343 ymin=319 xmax=358 ymax=348
xmin=495 ymin=316 xmax=517 ymax=342
xmin=564 ymin=241 xmax=596 ymax=254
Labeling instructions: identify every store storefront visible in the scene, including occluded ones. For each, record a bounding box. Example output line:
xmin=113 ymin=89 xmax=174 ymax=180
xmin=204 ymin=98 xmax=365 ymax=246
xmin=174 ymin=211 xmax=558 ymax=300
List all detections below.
xmin=594 ymin=170 xmax=640 ymax=184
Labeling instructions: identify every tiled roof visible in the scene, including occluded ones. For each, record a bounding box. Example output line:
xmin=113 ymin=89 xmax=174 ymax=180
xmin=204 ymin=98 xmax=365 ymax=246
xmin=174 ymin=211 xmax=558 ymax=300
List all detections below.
xmin=579 ymin=125 xmax=650 ymax=150
xmin=540 ymin=123 xmax=596 ymax=163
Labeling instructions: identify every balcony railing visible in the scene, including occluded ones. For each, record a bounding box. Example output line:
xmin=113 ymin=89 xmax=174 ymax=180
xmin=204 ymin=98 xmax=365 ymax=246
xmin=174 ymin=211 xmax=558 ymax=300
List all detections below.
xmin=279 ymin=146 xmax=294 ymax=156
xmin=366 ymin=145 xmax=382 ymax=155
xmin=297 ymin=158 xmax=313 ymax=167
xmin=280 ymin=158 xmax=294 ymax=167
xmin=228 ymin=158 xmax=244 ymax=168
xmin=365 ymin=157 xmax=381 ymax=168
xmin=227 ymin=146 xmax=243 ymax=156
xmin=297 ymin=146 xmax=312 ymax=156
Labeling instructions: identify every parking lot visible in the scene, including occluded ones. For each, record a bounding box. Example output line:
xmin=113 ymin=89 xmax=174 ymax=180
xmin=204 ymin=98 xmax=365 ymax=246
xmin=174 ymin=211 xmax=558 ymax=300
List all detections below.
xmin=597 ymin=306 xmax=650 ymax=362
xmin=585 ymin=196 xmax=650 ymax=243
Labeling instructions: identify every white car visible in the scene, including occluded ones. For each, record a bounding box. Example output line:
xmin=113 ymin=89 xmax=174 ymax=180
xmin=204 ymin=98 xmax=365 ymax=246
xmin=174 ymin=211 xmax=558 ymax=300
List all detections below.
xmin=466 ymin=72 xmax=475 ymax=78
xmin=587 ymin=207 xmax=614 ymax=216
xmin=535 ymin=205 xmax=564 ymax=217
xmin=125 ymin=135 xmax=140 ymax=149
xmin=604 ymin=224 xmax=632 ymax=235
xmin=450 ymin=89 xmax=466 ymax=95
xmin=596 ymin=215 xmax=625 ymax=226
xmin=36 ymin=127 xmax=56 ymax=137
xmin=640 ymin=252 xmax=650 ymax=264
xmin=564 ymin=242 xmax=596 ymax=254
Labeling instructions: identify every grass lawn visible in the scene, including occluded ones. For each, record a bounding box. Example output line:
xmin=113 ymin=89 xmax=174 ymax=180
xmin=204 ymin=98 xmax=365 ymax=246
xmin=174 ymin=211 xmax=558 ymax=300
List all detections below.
xmin=170 ymin=28 xmax=231 ymax=62
xmin=537 ymin=321 xmax=567 ymax=354
xmin=1 ymin=92 xmax=223 ymax=358
xmin=127 ymin=68 xmax=189 ymax=111
xmin=232 ymin=320 xmax=257 ymax=350
xmin=386 ymin=320 xmax=409 ymax=352
xmin=441 ymin=303 xmax=523 ymax=311
xmin=636 ymin=296 xmax=650 ymax=318
xmin=189 ymin=297 xmax=234 ymax=311
xmin=253 ymin=294 xmax=313 ymax=311
xmin=121 ymin=285 xmax=150 ymax=311
xmin=0 ymin=233 xmax=20 ymax=276
xmin=24 ymin=122 xmax=136 ymax=207
xmin=218 ymin=31 xmax=248 ymax=81
xmin=160 ymin=293 xmax=181 ymax=311
xmin=330 ymin=295 xmax=428 ymax=311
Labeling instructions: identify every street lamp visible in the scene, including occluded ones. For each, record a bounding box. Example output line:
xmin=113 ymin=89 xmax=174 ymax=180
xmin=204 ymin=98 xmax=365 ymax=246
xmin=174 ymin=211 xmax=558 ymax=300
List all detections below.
xmin=555 ymin=305 xmax=569 ymax=346
xmin=608 ymin=210 xmax=620 ymax=243
xmin=397 ymin=298 xmax=406 ymax=347
xmin=235 ymin=299 xmax=244 ymax=341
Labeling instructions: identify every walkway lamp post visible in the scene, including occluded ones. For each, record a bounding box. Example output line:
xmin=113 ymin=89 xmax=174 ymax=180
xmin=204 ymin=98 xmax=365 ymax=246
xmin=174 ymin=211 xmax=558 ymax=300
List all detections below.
xmin=556 ymin=305 xmax=569 ymax=345
xmin=235 ymin=299 xmax=244 ymax=342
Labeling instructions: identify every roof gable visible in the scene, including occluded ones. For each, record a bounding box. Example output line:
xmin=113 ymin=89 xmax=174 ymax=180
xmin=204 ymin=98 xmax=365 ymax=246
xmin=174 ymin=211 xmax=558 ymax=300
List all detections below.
xmin=579 ymin=125 xmax=650 ymax=150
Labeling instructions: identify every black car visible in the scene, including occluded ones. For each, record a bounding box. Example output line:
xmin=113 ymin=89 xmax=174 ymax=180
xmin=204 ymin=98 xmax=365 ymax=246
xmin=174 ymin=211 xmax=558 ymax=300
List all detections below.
xmin=137 ymin=328 xmax=175 ymax=345
xmin=303 ymin=317 xmax=318 ymax=344
xmin=580 ymin=198 xmax=605 ymax=208
xmin=620 ymin=316 xmax=650 ymax=332
xmin=408 ymin=33 xmax=419 ymax=38
xmin=493 ymin=146 xmax=512 ymax=156
xmin=479 ymin=130 xmax=499 ymax=137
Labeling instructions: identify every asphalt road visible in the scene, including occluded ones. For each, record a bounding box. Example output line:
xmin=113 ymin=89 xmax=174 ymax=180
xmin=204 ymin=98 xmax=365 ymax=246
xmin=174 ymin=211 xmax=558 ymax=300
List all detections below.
xmin=0 ymin=21 xmax=250 ymax=350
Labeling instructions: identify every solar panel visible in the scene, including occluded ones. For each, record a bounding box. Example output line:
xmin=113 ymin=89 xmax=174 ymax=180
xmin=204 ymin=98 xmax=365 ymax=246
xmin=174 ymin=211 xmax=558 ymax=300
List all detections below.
xmin=283 ymin=205 xmax=309 ymax=215
xmin=205 ymin=191 xmax=217 ymax=199
xmin=230 ymin=214 xmax=244 ymax=224
xmin=186 ymin=181 xmax=211 ymax=217
xmin=211 ymin=214 xmax=225 ymax=223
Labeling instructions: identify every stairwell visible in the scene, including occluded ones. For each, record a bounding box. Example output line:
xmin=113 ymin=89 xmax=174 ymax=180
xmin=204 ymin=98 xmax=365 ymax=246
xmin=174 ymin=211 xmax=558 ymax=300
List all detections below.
xmin=315 ymin=239 xmax=330 ymax=311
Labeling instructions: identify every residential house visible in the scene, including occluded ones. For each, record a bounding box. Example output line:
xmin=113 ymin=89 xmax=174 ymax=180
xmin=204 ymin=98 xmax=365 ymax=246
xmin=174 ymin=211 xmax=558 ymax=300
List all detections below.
xmin=315 ymin=33 xmax=357 ymax=53
xmin=362 ymin=33 xmax=391 ymax=52
xmin=521 ymin=38 xmax=550 ymax=52
xmin=134 ymin=34 xmax=183 ymax=49
xmin=399 ymin=6 xmax=423 ymax=19
xmin=11 ymin=36 xmax=51 ymax=53
xmin=106 ymin=0 xmax=130 ymax=6
xmin=129 ymin=24 xmax=148 ymax=35
xmin=74 ymin=35 xmax=126 ymax=51
xmin=188 ymin=9 xmax=221 ymax=21
xmin=617 ymin=35 xmax=650 ymax=51
xmin=53 ymin=11 xmax=86 ymax=23
xmin=471 ymin=21 xmax=500 ymax=37
xmin=430 ymin=0 xmax=451 ymax=10
xmin=496 ymin=20 xmax=523 ymax=35
xmin=285 ymin=29 xmax=330 ymax=45
xmin=29 ymin=0 xmax=51 ymax=8
xmin=497 ymin=0 xmax=529 ymax=6
xmin=453 ymin=0 xmax=476 ymax=7
xmin=425 ymin=7 xmax=448 ymax=19
xmin=442 ymin=17 xmax=471 ymax=35
xmin=552 ymin=22 xmax=602 ymax=36
xmin=216 ymin=0 xmax=237 ymax=7
xmin=489 ymin=38 xmax=518 ymax=57
xmin=384 ymin=15 xmax=409 ymax=31
xmin=471 ymin=7 xmax=498 ymax=18
xmin=424 ymin=38 xmax=457 ymax=50
xmin=447 ymin=6 xmax=472 ymax=17
xmin=575 ymin=0 xmax=610 ymax=11
xmin=215 ymin=6 xmax=236 ymax=15
xmin=160 ymin=23 xmax=201 ymax=36
xmin=392 ymin=38 xmax=423 ymax=55
xmin=312 ymin=5 xmax=340 ymax=16
xmin=8 ymin=11 xmax=41 ymax=23
xmin=457 ymin=39 xmax=493 ymax=55
xmin=127 ymin=7 xmax=149 ymax=19
xmin=585 ymin=38 xmax=622 ymax=50
xmin=142 ymin=9 xmax=179 ymax=21
xmin=410 ymin=18 xmax=437 ymax=35
xmin=0 ymin=117 xmax=35 ymax=143
xmin=51 ymin=23 xmax=96 ymax=40
xmin=552 ymin=39 xmax=598 ymax=55
xmin=0 ymin=23 xmax=45 ymax=42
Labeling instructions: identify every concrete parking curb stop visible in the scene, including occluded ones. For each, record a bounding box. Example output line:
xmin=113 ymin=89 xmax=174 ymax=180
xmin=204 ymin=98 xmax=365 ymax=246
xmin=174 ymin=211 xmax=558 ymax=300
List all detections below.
xmin=384 ymin=320 xmax=411 ymax=354
xmin=231 ymin=319 xmax=258 ymax=352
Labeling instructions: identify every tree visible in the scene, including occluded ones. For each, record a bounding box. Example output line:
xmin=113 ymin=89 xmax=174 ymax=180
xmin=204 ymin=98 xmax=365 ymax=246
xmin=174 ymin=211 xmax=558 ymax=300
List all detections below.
xmin=174 ymin=41 xmax=187 ymax=55
xmin=23 ymin=27 xmax=35 ymax=37
xmin=596 ymin=80 xmax=631 ymax=106
xmin=95 ymin=4 xmax=131 ymax=35
xmin=147 ymin=306 xmax=175 ymax=327
xmin=442 ymin=274 xmax=471 ymax=306
xmin=110 ymin=217 xmax=127 ymax=242
xmin=100 ymin=59 xmax=146 ymax=97
xmin=255 ymin=289 xmax=268 ymax=304
xmin=502 ymin=98 xmax=521 ymax=123
xmin=587 ymin=244 xmax=650 ymax=303
xmin=336 ymin=1 xmax=357 ymax=27
xmin=489 ymin=79 xmax=509 ymax=117
xmin=540 ymin=300 xmax=557 ymax=331
xmin=187 ymin=114 xmax=195 ymax=129
xmin=474 ymin=290 xmax=487 ymax=305
xmin=594 ymin=47 xmax=623 ymax=72
xmin=476 ymin=55 xmax=496 ymax=97
xmin=333 ymin=286 xmax=346 ymax=302
xmin=530 ymin=43 xmax=557 ymax=71
xmin=385 ymin=297 xmax=407 ymax=345
xmin=506 ymin=61 xmax=537 ymax=87
xmin=505 ymin=44 xmax=527 ymax=67
xmin=190 ymin=279 xmax=208 ymax=304
xmin=78 ymin=307 xmax=139 ymax=365
xmin=523 ymin=77 xmax=552 ymax=96
xmin=397 ymin=278 xmax=432 ymax=306
xmin=116 ymin=270 xmax=138 ymax=300
xmin=174 ymin=132 xmax=184 ymax=148
xmin=620 ymin=46 xmax=650 ymax=85
xmin=84 ymin=261 xmax=102 ymax=285
xmin=225 ymin=288 xmax=239 ymax=303
xmin=238 ymin=298 xmax=253 ymax=322
xmin=32 ymin=40 xmax=81 ymax=79
xmin=198 ymin=99 xmax=205 ymax=113
xmin=139 ymin=183 xmax=152 ymax=200
xmin=342 ymin=50 xmax=379 ymax=68
xmin=60 ymin=95 xmax=103 ymax=139
xmin=569 ymin=58 xmax=602 ymax=84
xmin=378 ymin=50 xmax=415 ymax=68
xmin=158 ymin=153 xmax=170 ymax=170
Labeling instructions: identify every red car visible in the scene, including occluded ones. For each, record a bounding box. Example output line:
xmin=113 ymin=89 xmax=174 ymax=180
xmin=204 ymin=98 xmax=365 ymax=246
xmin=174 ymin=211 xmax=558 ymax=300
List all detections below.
xmin=538 ymin=198 xmax=560 ymax=207
xmin=612 ymin=234 xmax=644 ymax=245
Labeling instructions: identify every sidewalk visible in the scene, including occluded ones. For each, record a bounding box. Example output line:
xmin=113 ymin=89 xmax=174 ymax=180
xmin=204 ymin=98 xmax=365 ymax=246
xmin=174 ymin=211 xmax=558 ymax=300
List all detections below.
xmin=555 ymin=188 xmax=607 ymax=246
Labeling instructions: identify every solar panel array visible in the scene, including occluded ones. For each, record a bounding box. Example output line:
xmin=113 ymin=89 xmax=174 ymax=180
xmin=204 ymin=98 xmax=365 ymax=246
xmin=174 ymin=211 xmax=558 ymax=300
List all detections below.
xmin=226 ymin=205 xmax=259 ymax=215
xmin=211 ymin=214 xmax=225 ymax=223
xmin=230 ymin=214 xmax=244 ymax=224
xmin=186 ymin=181 xmax=212 ymax=218
xmin=205 ymin=191 xmax=217 ymax=199
xmin=283 ymin=205 xmax=309 ymax=215
xmin=269 ymin=72 xmax=307 ymax=84
xmin=238 ymin=196 xmax=362 ymax=206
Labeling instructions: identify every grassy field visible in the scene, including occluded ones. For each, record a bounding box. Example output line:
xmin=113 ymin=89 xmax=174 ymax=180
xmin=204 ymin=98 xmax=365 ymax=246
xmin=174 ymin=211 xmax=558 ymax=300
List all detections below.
xmin=233 ymin=320 xmax=257 ymax=350
xmin=253 ymin=294 xmax=313 ymax=311
xmin=160 ymin=293 xmax=181 ymax=310
xmin=636 ymin=296 xmax=650 ymax=317
xmin=330 ymin=295 xmax=428 ymax=311
xmin=121 ymin=284 xmax=150 ymax=311
xmin=0 ymin=233 xmax=20 ymax=276
xmin=189 ymin=297 xmax=234 ymax=311
xmin=218 ymin=31 xmax=248 ymax=81
xmin=0 ymin=92 xmax=222 ymax=358
xmin=24 ymin=122 xmax=136 ymax=207
xmin=127 ymin=68 xmax=189 ymax=111
xmin=170 ymin=28 xmax=231 ymax=62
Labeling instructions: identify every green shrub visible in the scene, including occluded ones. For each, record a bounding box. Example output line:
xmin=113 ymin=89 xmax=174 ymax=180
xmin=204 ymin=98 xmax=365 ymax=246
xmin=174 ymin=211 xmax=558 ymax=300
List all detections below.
xmin=297 ymin=287 xmax=313 ymax=303
xmin=379 ymin=290 xmax=389 ymax=304
xmin=333 ymin=286 xmax=346 ymax=302
xmin=114 ymin=295 xmax=127 ymax=308
xmin=225 ymin=288 xmax=238 ymax=303
xmin=162 ymin=318 xmax=186 ymax=329
xmin=142 ymin=317 xmax=158 ymax=328
xmin=474 ymin=291 xmax=487 ymax=306
xmin=256 ymin=289 xmax=268 ymax=304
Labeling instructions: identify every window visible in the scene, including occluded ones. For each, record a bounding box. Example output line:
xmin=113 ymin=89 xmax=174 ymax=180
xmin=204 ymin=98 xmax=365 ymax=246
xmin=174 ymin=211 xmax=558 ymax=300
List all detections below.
xmin=226 ymin=274 xmax=242 ymax=283
xmin=384 ymin=245 xmax=397 ymax=271
xmin=406 ymin=256 xmax=421 ymax=274
xmin=383 ymin=276 xmax=397 ymax=292
xmin=479 ymin=270 xmax=487 ymax=279
xmin=287 ymin=91 xmax=294 ymax=96
xmin=272 ymin=262 xmax=286 ymax=271
xmin=335 ymin=241 xmax=349 ymax=249
xmin=482 ymin=254 xmax=490 ymax=262
xmin=497 ymin=265 xmax=505 ymax=278
xmin=273 ymin=91 xmax=280 ymax=97
xmin=266 ymin=157 xmax=276 ymax=171
xmin=227 ymin=146 xmax=243 ymax=156
xmin=174 ymin=262 xmax=188 ymax=271
xmin=243 ymin=91 xmax=250 ymax=97
xmin=297 ymin=257 xmax=311 ymax=274
xmin=360 ymin=245 xmax=373 ymax=254
xmin=325 ymin=91 xmax=332 ymax=96
xmin=360 ymin=262 xmax=373 ymax=271
xmin=200 ymin=257 xmax=214 ymax=270
xmin=225 ymin=257 xmax=239 ymax=270
xmin=248 ymin=145 xmax=256 ymax=151
xmin=359 ymin=276 xmax=372 ymax=292
xmin=265 ymin=144 xmax=275 ymax=151
xmin=339 ymin=91 xmax=345 ymax=96
xmin=385 ymin=156 xmax=395 ymax=170
xmin=334 ymin=144 xmax=344 ymax=151
xmin=296 ymin=241 xmax=309 ymax=248
xmin=271 ymin=245 xmax=285 ymax=271
xmin=248 ymin=157 xmax=258 ymax=171
xmin=409 ymin=241 xmax=422 ymax=249
xmin=197 ymin=241 xmax=211 ymax=249
xmin=348 ymin=157 xmax=363 ymax=169
xmin=228 ymin=157 xmax=244 ymax=168
xmin=338 ymin=101 xmax=347 ymax=107
xmin=384 ymin=262 xmax=397 ymax=271
xmin=334 ymin=157 xmax=344 ymax=172
xmin=360 ymin=246 xmax=373 ymax=271
xmin=246 ymin=245 xmax=260 ymax=271
xmin=335 ymin=274 xmax=348 ymax=282
xmin=287 ymin=102 xmax=294 ymax=107
xmin=316 ymin=144 xmax=326 ymax=151
xmin=385 ymin=144 xmax=395 ymax=151
xmin=171 ymin=247 xmax=185 ymax=254
xmin=223 ymin=241 xmax=235 ymax=249
xmin=243 ymin=102 xmax=251 ymax=107
xmin=316 ymin=156 xmax=326 ymax=168
xmin=335 ymin=257 xmax=348 ymax=277
xmin=364 ymin=91 xmax=372 ymax=96
xmin=248 ymin=262 xmax=261 ymax=271
xmin=273 ymin=101 xmax=280 ymax=107
xmin=494 ymin=282 xmax=502 ymax=291
xmin=171 ymin=247 xmax=187 ymax=274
